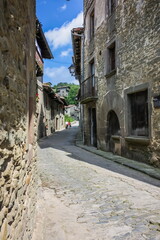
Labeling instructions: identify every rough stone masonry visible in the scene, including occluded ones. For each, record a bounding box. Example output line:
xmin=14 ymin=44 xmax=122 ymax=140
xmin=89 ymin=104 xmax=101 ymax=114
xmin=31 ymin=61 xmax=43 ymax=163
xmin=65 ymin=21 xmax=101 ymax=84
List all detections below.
xmin=0 ymin=1 xmax=37 ymax=239
xmin=82 ymin=0 xmax=160 ymax=166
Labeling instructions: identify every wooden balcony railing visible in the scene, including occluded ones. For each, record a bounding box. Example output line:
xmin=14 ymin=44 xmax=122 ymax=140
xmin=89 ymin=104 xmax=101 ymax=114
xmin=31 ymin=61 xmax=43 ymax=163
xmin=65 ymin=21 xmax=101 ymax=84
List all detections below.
xmin=80 ymin=76 xmax=98 ymax=103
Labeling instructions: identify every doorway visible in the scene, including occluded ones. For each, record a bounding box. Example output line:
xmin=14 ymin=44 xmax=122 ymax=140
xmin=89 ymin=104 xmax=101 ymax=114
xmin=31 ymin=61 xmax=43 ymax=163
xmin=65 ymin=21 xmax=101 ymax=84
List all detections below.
xmin=107 ymin=110 xmax=120 ymax=152
xmin=56 ymin=117 xmax=59 ymax=130
xmin=89 ymin=108 xmax=97 ymax=147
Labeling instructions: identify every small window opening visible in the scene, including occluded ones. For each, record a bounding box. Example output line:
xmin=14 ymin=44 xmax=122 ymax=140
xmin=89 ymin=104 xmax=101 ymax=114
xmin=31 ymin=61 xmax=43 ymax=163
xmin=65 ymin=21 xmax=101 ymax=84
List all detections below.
xmin=129 ymin=90 xmax=148 ymax=136
xmin=108 ymin=42 xmax=115 ymax=72
xmin=108 ymin=0 xmax=116 ymax=16
xmin=90 ymin=10 xmax=94 ymax=39
xmin=90 ymin=61 xmax=95 ymax=87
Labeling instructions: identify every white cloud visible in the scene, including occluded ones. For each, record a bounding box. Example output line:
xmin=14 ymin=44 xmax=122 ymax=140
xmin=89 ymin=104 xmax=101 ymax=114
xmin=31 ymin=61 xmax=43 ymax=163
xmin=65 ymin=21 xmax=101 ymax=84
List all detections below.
xmin=45 ymin=12 xmax=83 ymax=49
xmin=44 ymin=66 xmax=79 ymax=85
xmin=61 ymin=4 xmax=67 ymax=11
xmin=60 ymin=48 xmax=72 ymax=57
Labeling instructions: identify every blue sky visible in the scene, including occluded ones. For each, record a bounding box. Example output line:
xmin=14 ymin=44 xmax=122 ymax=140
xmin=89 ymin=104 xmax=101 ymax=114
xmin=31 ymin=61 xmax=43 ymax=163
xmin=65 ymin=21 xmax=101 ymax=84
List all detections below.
xmin=36 ymin=0 xmax=83 ymax=85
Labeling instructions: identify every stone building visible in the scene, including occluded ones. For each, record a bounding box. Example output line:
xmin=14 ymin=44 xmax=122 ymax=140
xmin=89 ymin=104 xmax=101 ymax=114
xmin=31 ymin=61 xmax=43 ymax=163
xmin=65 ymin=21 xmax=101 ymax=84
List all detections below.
xmin=57 ymin=85 xmax=70 ymax=97
xmin=35 ymin=20 xmax=53 ymax=139
xmin=65 ymin=105 xmax=80 ymax=121
xmin=0 ymin=1 xmax=37 ymax=239
xmin=35 ymin=20 xmax=67 ymax=140
xmin=71 ymin=27 xmax=84 ymax=133
xmin=42 ymin=84 xmax=67 ymax=136
xmin=73 ymin=0 xmax=160 ymax=166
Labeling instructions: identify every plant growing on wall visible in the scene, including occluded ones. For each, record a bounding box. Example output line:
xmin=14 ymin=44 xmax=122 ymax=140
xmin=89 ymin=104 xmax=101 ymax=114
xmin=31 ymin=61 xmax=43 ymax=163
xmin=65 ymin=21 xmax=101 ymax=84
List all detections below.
xmin=36 ymin=93 xmax=39 ymax=102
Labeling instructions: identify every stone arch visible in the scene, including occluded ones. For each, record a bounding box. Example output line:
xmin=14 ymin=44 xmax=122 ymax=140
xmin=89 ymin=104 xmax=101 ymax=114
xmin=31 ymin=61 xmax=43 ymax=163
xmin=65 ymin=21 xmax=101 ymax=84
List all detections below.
xmin=97 ymin=90 xmax=124 ymax=152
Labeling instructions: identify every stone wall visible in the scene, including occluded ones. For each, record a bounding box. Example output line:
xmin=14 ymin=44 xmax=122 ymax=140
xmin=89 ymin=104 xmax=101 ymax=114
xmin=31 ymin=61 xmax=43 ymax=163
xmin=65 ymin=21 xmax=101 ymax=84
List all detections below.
xmin=0 ymin=1 xmax=37 ymax=239
xmin=84 ymin=0 xmax=94 ymax=17
xmin=83 ymin=0 xmax=160 ymax=166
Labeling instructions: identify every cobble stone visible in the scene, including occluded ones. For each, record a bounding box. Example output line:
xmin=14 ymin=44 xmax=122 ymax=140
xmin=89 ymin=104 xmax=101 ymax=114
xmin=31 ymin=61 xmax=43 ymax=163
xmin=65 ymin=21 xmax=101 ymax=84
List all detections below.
xmin=32 ymin=125 xmax=160 ymax=240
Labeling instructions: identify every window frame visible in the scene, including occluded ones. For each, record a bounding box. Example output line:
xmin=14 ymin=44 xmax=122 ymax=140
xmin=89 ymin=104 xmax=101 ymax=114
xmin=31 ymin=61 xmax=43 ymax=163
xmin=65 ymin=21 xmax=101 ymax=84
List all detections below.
xmin=108 ymin=0 xmax=116 ymax=17
xmin=104 ymin=40 xmax=116 ymax=77
xmin=90 ymin=60 xmax=95 ymax=87
xmin=108 ymin=42 xmax=116 ymax=72
xmin=128 ymin=90 xmax=149 ymax=137
xmin=90 ymin=9 xmax=95 ymax=40
xmin=124 ymin=83 xmax=151 ymax=139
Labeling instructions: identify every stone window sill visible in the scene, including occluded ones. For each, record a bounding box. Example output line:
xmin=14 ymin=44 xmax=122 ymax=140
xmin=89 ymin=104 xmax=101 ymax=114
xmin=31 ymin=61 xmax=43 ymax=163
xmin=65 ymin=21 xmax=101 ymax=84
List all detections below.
xmin=125 ymin=136 xmax=150 ymax=145
xmin=105 ymin=69 xmax=116 ymax=78
xmin=111 ymin=135 xmax=120 ymax=141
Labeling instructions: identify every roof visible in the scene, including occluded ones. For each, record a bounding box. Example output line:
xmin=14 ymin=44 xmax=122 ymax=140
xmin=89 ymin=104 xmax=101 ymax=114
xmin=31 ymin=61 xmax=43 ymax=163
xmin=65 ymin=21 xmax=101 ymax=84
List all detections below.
xmin=43 ymin=84 xmax=68 ymax=106
xmin=43 ymin=84 xmax=55 ymax=99
xmin=65 ymin=105 xmax=75 ymax=108
xmin=60 ymin=96 xmax=68 ymax=106
xmin=36 ymin=19 xmax=53 ymax=59
xmin=57 ymin=86 xmax=70 ymax=90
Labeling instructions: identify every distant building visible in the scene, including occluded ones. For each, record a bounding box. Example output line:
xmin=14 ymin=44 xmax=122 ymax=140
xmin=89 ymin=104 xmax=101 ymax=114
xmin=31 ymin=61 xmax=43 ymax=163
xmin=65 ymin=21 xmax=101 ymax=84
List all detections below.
xmin=65 ymin=105 xmax=80 ymax=120
xmin=57 ymin=86 xmax=70 ymax=97
xmin=43 ymin=84 xmax=67 ymax=136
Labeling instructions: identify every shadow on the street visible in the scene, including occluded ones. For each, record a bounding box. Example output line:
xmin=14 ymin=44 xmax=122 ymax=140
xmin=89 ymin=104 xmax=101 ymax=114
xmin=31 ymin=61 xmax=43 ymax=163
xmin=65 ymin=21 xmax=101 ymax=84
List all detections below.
xmin=38 ymin=125 xmax=160 ymax=188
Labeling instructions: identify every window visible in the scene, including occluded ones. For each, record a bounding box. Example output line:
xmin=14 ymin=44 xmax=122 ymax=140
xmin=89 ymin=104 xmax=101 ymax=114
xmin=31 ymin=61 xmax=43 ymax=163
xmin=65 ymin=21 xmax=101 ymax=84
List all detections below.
xmin=51 ymin=106 xmax=54 ymax=120
xmin=108 ymin=0 xmax=116 ymax=16
xmin=90 ymin=10 xmax=94 ymax=39
xmin=104 ymin=41 xmax=116 ymax=76
xmin=128 ymin=90 xmax=148 ymax=136
xmin=44 ymin=93 xmax=49 ymax=109
xmin=90 ymin=61 xmax=95 ymax=87
xmin=108 ymin=42 xmax=115 ymax=71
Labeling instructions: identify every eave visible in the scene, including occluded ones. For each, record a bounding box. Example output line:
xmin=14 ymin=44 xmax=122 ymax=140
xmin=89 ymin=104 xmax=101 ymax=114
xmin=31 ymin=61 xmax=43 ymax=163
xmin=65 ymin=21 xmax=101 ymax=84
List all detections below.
xmin=36 ymin=19 xmax=54 ymax=59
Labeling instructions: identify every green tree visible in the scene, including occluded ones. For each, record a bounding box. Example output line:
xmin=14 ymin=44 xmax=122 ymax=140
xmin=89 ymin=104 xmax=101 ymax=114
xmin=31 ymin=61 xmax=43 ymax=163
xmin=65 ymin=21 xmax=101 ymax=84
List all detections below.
xmin=65 ymin=115 xmax=74 ymax=122
xmin=66 ymin=84 xmax=79 ymax=105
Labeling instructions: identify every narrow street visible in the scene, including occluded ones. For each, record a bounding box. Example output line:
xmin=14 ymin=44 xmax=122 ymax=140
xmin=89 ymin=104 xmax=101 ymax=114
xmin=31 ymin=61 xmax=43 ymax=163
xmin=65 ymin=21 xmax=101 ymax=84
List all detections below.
xmin=32 ymin=123 xmax=160 ymax=240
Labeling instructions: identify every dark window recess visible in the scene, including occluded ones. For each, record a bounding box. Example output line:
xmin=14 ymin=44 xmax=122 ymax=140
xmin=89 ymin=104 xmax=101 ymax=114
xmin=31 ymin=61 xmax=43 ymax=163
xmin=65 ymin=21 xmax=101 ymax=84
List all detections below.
xmin=90 ymin=10 xmax=94 ymax=39
xmin=90 ymin=61 xmax=95 ymax=87
xmin=108 ymin=0 xmax=116 ymax=16
xmin=153 ymin=96 xmax=160 ymax=108
xmin=108 ymin=42 xmax=115 ymax=72
xmin=129 ymin=90 xmax=148 ymax=136
xmin=107 ymin=110 xmax=120 ymax=136
xmin=106 ymin=110 xmax=120 ymax=153
xmin=51 ymin=106 xmax=54 ymax=119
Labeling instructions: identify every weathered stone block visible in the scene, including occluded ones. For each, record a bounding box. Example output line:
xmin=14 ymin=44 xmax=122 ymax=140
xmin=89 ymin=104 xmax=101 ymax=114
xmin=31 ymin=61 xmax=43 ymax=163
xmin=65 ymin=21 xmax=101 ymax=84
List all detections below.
xmin=0 ymin=219 xmax=8 ymax=240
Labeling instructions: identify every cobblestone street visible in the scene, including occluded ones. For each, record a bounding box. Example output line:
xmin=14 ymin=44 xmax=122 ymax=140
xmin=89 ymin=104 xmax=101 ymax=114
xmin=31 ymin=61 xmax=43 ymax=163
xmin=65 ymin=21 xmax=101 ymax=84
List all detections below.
xmin=32 ymin=124 xmax=160 ymax=240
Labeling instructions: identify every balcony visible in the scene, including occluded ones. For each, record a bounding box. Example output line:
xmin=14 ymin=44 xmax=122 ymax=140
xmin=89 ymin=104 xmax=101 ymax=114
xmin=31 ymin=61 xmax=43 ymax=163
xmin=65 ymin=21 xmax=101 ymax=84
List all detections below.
xmin=80 ymin=76 xmax=98 ymax=104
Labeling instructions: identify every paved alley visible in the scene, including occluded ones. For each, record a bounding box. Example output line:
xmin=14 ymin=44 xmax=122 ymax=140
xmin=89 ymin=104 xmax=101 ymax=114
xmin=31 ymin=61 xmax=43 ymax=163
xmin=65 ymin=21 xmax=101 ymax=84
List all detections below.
xmin=32 ymin=123 xmax=160 ymax=240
